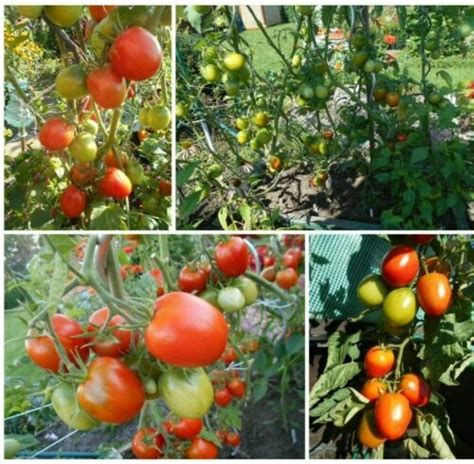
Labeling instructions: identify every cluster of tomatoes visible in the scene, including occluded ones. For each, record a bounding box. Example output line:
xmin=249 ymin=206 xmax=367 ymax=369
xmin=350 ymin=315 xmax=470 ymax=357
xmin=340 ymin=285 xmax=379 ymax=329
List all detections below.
xmin=24 ymin=235 xmax=302 ymax=458
xmin=15 ymin=6 xmax=171 ymax=222
xmin=357 ymin=234 xmax=452 ymax=334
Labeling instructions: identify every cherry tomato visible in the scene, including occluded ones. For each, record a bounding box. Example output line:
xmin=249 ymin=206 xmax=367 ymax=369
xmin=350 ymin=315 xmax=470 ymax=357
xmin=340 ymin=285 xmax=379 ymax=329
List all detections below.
xmin=77 ymin=357 xmax=145 ymax=424
xmin=70 ymin=163 xmax=96 ymax=186
xmin=145 ymin=292 xmax=228 ymax=368
xmin=416 ymin=272 xmax=452 ymax=317
xmin=109 ymin=27 xmax=162 ymax=81
xmin=55 ymin=64 xmax=88 ymax=100
xmin=132 ymin=427 xmax=165 ymax=459
xmin=87 ymin=307 xmax=136 ymax=358
xmin=383 ymin=287 xmax=417 ymax=327
xmin=59 ymin=185 xmax=87 ymax=219
xmin=220 ymin=346 xmax=238 ymax=365
xmin=364 ymin=346 xmax=395 ymax=378
xmin=283 ymin=247 xmax=303 ymax=269
xmin=276 ymin=268 xmax=298 ymax=290
xmin=215 ymin=387 xmax=233 ymax=407
xmin=361 ymin=379 xmax=387 ymax=402
xmin=98 ymin=167 xmax=132 ymax=199
xmin=87 ymin=64 xmax=127 ymax=109
xmin=225 ymin=432 xmax=241 ymax=447
xmin=374 ymin=392 xmax=413 ymax=440
xmin=227 ymin=378 xmax=246 ymax=398
xmin=39 ymin=117 xmax=74 ymax=151
xmin=185 ymin=437 xmax=219 ymax=459
xmin=215 ymin=237 xmax=249 ymax=277
xmin=381 ymin=245 xmax=419 ymax=287
xmin=178 ymin=266 xmax=207 ymax=293
xmin=385 ymin=91 xmax=400 ymax=107
xmin=398 ymin=373 xmax=431 ymax=407
xmin=159 ymin=179 xmax=172 ymax=196
xmin=235 ymin=276 xmax=258 ymax=305
xmin=169 ymin=418 xmax=202 ymax=440
xmin=358 ymin=409 xmax=386 ymax=449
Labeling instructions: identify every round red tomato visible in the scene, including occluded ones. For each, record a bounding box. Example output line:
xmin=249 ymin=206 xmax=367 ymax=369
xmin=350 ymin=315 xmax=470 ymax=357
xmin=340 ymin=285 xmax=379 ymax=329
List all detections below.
xmin=215 ymin=237 xmax=249 ymax=277
xmin=381 ymin=245 xmax=419 ymax=287
xmin=227 ymin=378 xmax=246 ymax=398
xmin=398 ymin=373 xmax=431 ymax=407
xmin=374 ymin=392 xmax=413 ymax=440
xmin=416 ymin=272 xmax=452 ymax=317
xmin=87 ymin=307 xmax=136 ymax=358
xmin=39 ymin=117 xmax=74 ymax=151
xmin=98 ymin=167 xmax=132 ymax=199
xmin=109 ymin=27 xmax=162 ymax=81
xmin=364 ymin=346 xmax=395 ymax=378
xmin=77 ymin=357 xmax=145 ymax=424
xmin=59 ymin=185 xmax=87 ymax=219
xmin=159 ymin=179 xmax=172 ymax=196
xmin=178 ymin=266 xmax=207 ymax=293
xmin=283 ymin=247 xmax=303 ymax=269
xmin=185 ymin=437 xmax=219 ymax=459
xmin=225 ymin=432 xmax=241 ymax=447
xmin=276 ymin=268 xmax=298 ymax=290
xmin=220 ymin=346 xmax=238 ymax=365
xmin=169 ymin=418 xmax=202 ymax=440
xmin=87 ymin=64 xmax=127 ymax=109
xmin=361 ymin=378 xmax=387 ymax=402
xmin=132 ymin=427 xmax=165 ymax=459
xmin=144 ymin=292 xmax=228 ymax=368
xmin=88 ymin=5 xmax=116 ymax=22
xmin=215 ymin=387 xmax=233 ymax=407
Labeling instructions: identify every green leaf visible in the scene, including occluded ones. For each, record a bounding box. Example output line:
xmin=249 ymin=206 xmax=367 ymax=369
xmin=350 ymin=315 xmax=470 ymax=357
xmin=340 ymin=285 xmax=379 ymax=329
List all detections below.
xmin=217 ymin=206 xmax=229 ymax=230
xmin=374 ymin=173 xmax=391 ymax=183
xmin=179 ymin=190 xmax=203 ymax=219
xmin=429 ymin=420 xmax=455 ymax=459
xmin=285 ymin=333 xmax=305 ymax=355
xmin=405 ymin=438 xmax=431 ymax=458
xmin=253 ymin=350 xmax=271 ymax=375
xmin=90 ymin=204 xmax=127 ymax=230
xmin=310 ymin=387 xmax=351 ymax=418
xmin=47 ymin=254 xmax=68 ymax=310
xmin=239 ymin=202 xmax=252 ymax=230
xmin=252 ymin=377 xmax=268 ymax=402
xmin=436 ymin=70 xmax=453 ymax=88
xmin=176 ymin=163 xmax=197 ymax=187
xmin=326 ymin=331 xmax=361 ymax=369
xmin=410 ymin=147 xmax=429 ymax=164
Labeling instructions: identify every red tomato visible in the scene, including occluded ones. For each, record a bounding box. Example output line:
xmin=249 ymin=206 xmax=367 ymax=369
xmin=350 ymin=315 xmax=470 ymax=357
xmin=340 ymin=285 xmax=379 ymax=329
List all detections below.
xmin=127 ymin=81 xmax=136 ymax=99
xmin=411 ymin=235 xmax=435 ymax=245
xmin=185 ymin=437 xmax=219 ymax=459
xmin=361 ymin=378 xmax=387 ymax=402
xmin=374 ymin=392 xmax=413 ymax=440
xmin=59 ymin=185 xmax=87 ymax=219
xmin=70 ymin=163 xmax=96 ymax=186
xmin=178 ymin=266 xmax=207 ymax=293
xmin=169 ymin=418 xmax=202 ymax=440
xmin=87 ymin=64 xmax=127 ymax=109
xmin=381 ymin=245 xmax=419 ymax=287
xmin=261 ymin=266 xmax=276 ymax=282
xmin=225 ymin=432 xmax=241 ymax=447
xmin=77 ymin=357 xmax=145 ymax=424
xmin=220 ymin=346 xmax=239 ymax=365
xmin=88 ymin=5 xmax=117 ymax=22
xmin=132 ymin=427 xmax=165 ymax=459
xmin=98 ymin=167 xmax=132 ymax=199
xmin=364 ymin=346 xmax=395 ymax=378
xmin=216 ymin=430 xmax=228 ymax=443
xmin=144 ymin=292 xmax=228 ymax=368
xmin=215 ymin=237 xmax=249 ymax=277
xmin=149 ymin=269 xmax=165 ymax=296
xmin=396 ymin=133 xmax=407 ymax=142
xmin=276 ymin=268 xmax=298 ymax=290
xmin=109 ymin=27 xmax=162 ymax=81
xmin=39 ymin=117 xmax=74 ymax=151
xmin=227 ymin=378 xmax=246 ymax=398
xmin=25 ymin=314 xmax=89 ymax=372
xmin=104 ymin=150 xmax=128 ymax=168
xmin=282 ymin=247 xmax=303 ymax=269
xmin=398 ymin=373 xmax=431 ymax=407
xmin=87 ymin=307 xmax=136 ymax=358
xmin=159 ymin=178 xmax=172 ymax=196
xmin=416 ymin=272 xmax=452 ymax=317
xmin=215 ymin=387 xmax=233 ymax=407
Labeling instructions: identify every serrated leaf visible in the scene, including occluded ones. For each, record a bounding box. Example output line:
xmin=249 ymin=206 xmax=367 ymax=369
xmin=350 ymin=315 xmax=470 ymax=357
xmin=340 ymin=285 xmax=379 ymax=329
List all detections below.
xmin=90 ymin=204 xmax=127 ymax=230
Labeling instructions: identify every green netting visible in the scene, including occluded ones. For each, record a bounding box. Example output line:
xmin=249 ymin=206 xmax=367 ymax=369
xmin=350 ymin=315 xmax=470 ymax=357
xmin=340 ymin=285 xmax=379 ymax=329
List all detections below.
xmin=309 ymin=234 xmax=390 ymax=320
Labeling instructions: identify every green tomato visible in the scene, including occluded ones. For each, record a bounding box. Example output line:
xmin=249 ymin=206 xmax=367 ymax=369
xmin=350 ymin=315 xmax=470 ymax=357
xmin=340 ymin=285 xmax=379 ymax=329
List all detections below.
xmin=44 ymin=6 xmax=83 ymax=27
xmin=224 ymin=80 xmax=240 ymax=96
xmin=82 ymin=119 xmax=98 ymax=135
xmin=256 ymin=128 xmax=271 ymax=145
xmin=428 ymin=92 xmax=442 ymax=105
xmin=223 ymin=52 xmax=246 ymax=72
xmin=125 ymin=161 xmax=145 ymax=185
xmin=357 ymin=274 xmax=389 ymax=308
xmin=202 ymin=46 xmax=218 ymax=62
xmin=208 ymin=163 xmax=224 ymax=179
xmin=383 ymin=288 xmax=417 ymax=327
xmin=142 ymin=196 xmax=160 ymax=215
xmin=56 ymin=65 xmax=88 ymax=100
xmin=292 ymin=54 xmax=302 ymax=67
xmin=254 ymin=112 xmax=269 ymax=127
xmin=144 ymin=378 xmax=160 ymax=399
xmin=363 ymin=59 xmax=376 ymax=73
xmin=232 ymin=64 xmax=251 ymax=82
xmin=250 ymin=138 xmax=261 ymax=151
xmin=176 ymin=102 xmax=188 ymax=119
xmin=52 ymin=383 xmax=98 ymax=431
xmin=351 ymin=32 xmax=367 ymax=50
xmin=237 ymin=130 xmax=249 ymax=144
xmin=312 ymin=61 xmax=328 ymax=76
xmin=148 ymin=106 xmax=171 ymax=131
xmin=158 ymin=368 xmax=213 ymax=418
xmin=299 ymin=83 xmax=314 ymax=100
xmin=235 ymin=117 xmax=248 ymax=130
xmin=315 ymin=85 xmax=329 ymax=99
xmin=352 ymin=50 xmax=369 ymax=66
xmin=139 ymin=108 xmax=150 ymax=127
xmin=236 ymin=276 xmax=258 ymax=305
xmin=295 ymin=5 xmax=313 ymax=16
xmin=16 ymin=5 xmax=43 ymax=19
xmin=4 ymin=438 xmax=21 ymax=459
xmin=201 ymin=64 xmax=220 ymax=82
xmin=199 ymin=288 xmax=220 ymax=308
xmin=218 ymin=287 xmax=246 ymax=312
xmin=69 ymin=133 xmax=97 ymax=163
xmin=90 ymin=17 xmax=116 ymax=59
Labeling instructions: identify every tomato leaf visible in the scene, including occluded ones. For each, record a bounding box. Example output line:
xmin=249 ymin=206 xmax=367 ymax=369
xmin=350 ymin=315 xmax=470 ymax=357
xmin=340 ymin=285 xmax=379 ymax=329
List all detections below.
xmin=410 ymin=147 xmax=429 ymax=164
xmin=252 ymin=377 xmax=268 ymax=402
xmin=429 ymin=420 xmax=455 ymax=459
xmin=405 ymin=438 xmax=431 ymax=458
xmin=177 ymin=163 xmax=197 ymax=187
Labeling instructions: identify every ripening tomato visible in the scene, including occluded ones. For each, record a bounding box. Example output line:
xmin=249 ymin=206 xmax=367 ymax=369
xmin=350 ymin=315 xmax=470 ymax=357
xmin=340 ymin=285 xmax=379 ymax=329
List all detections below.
xmin=145 ymin=292 xmax=228 ymax=367
xmin=169 ymin=418 xmax=203 ymax=440
xmin=215 ymin=387 xmax=233 ymax=407
xmin=25 ymin=314 xmax=90 ymax=372
xmin=132 ymin=427 xmax=165 ymax=459
xmin=383 ymin=288 xmax=417 ymax=327
xmin=225 ymin=432 xmax=241 ymax=447
xmin=70 ymin=163 xmax=96 ymax=186
xmin=283 ymin=247 xmax=303 ymax=269
xmin=364 ymin=346 xmax=395 ymax=378
xmin=215 ymin=237 xmax=249 ymax=277
xmin=416 ymin=272 xmax=452 ymax=317
xmin=361 ymin=379 xmax=387 ymax=402
xmin=77 ymin=357 xmax=145 ymax=424
xmin=69 ymin=133 xmax=97 ymax=163
xmin=104 ymin=150 xmax=128 ymax=168
xmin=381 ymin=245 xmax=419 ymax=287
xmin=261 ymin=265 xmax=276 ymax=282
xmin=109 ymin=27 xmax=162 ymax=81
xmin=276 ymin=268 xmax=298 ymax=290
xmin=220 ymin=346 xmax=238 ymax=365
xmin=178 ymin=266 xmax=207 ymax=293
xmin=39 ymin=117 xmax=75 ymax=151
xmin=88 ymin=5 xmax=117 ymax=22
xmin=87 ymin=64 xmax=127 ymax=109
xmin=358 ymin=409 xmax=386 ymax=449
xmin=56 ymin=64 xmax=88 ymax=100
xmin=44 ymin=6 xmax=83 ymax=27
xmin=185 ymin=437 xmax=219 ymax=459
xmin=398 ymin=373 xmax=431 ymax=407
xmin=227 ymin=378 xmax=246 ymax=398
xmin=385 ymin=91 xmax=400 ymax=107
xmin=357 ymin=274 xmax=388 ymax=308
xmin=374 ymin=392 xmax=413 ymax=440
xmin=59 ymin=185 xmax=87 ymax=219
xmin=159 ymin=179 xmax=172 ymax=196
xmin=87 ymin=307 xmax=136 ymax=358
xmin=411 ymin=235 xmax=435 ymax=245
xmin=98 ymin=167 xmax=132 ymax=199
